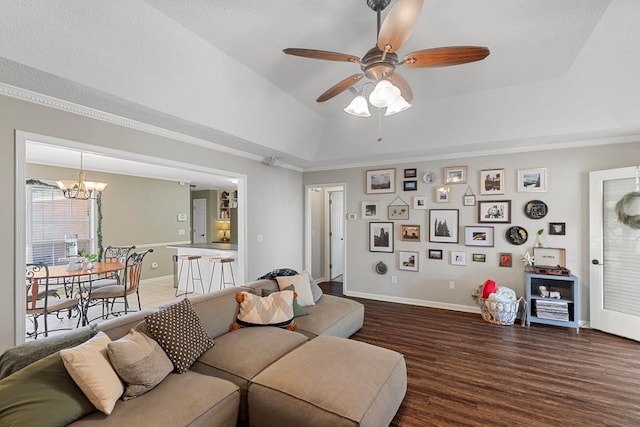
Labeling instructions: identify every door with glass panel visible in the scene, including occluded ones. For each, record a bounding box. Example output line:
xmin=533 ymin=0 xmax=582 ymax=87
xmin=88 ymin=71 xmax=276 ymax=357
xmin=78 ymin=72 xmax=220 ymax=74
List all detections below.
xmin=589 ymin=166 xmax=640 ymax=341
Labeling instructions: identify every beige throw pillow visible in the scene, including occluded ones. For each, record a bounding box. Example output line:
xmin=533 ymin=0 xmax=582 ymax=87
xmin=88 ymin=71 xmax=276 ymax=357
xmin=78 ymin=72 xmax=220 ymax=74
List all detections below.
xmin=107 ymin=329 xmax=173 ymax=400
xmin=60 ymin=331 xmax=124 ymax=415
xmin=276 ymin=272 xmax=315 ymax=306
xmin=236 ymin=290 xmax=295 ymax=327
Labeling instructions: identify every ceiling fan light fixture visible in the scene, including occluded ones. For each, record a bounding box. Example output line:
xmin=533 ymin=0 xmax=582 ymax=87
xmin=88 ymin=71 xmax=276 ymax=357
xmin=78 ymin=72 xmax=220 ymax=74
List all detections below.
xmin=384 ymin=96 xmax=412 ymax=116
xmin=369 ymin=79 xmax=401 ymax=108
xmin=344 ymin=95 xmax=371 ymax=117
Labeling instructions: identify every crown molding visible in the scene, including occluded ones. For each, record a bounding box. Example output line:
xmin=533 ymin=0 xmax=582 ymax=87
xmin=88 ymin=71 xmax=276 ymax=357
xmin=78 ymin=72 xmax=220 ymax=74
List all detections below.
xmin=0 ymin=82 xmax=303 ymax=172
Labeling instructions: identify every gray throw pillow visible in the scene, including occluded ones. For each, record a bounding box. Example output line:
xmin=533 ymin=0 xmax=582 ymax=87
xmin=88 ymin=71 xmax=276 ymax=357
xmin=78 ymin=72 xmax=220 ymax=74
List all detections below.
xmin=0 ymin=324 xmax=97 ymax=380
xmin=107 ymin=329 xmax=173 ymax=400
xmin=144 ymin=299 xmax=215 ymax=373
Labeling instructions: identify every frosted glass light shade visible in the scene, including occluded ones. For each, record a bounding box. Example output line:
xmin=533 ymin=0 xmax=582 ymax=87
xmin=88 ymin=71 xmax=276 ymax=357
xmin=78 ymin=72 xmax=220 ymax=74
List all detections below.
xmin=369 ymin=80 xmax=401 ymax=108
xmin=384 ymin=96 xmax=412 ymax=116
xmin=344 ymin=95 xmax=371 ymax=117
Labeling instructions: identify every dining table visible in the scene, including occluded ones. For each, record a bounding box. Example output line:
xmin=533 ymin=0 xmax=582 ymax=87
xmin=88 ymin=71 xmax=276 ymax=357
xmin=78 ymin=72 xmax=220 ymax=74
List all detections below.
xmin=30 ymin=261 xmax=125 ymax=326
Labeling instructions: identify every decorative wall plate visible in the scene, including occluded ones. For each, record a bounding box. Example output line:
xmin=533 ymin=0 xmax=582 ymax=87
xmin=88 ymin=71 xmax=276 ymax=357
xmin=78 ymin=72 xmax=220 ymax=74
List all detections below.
xmin=524 ymin=200 xmax=548 ymax=219
xmin=422 ymin=172 xmax=435 ymax=184
xmin=505 ymin=226 xmax=528 ymax=245
xmin=375 ymin=261 xmax=388 ymax=275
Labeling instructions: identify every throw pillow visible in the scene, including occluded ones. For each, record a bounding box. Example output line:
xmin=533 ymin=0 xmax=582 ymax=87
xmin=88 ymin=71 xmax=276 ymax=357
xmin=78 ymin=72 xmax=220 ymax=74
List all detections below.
xmin=59 ymin=331 xmax=124 ymax=415
xmin=263 ymin=285 xmax=308 ymax=317
xmin=144 ymin=298 xmax=215 ymax=374
xmin=257 ymin=268 xmax=298 ymax=280
xmin=235 ymin=291 xmax=295 ymax=328
xmin=0 ymin=351 xmax=95 ymax=426
xmin=276 ymin=272 xmax=315 ymax=306
xmin=107 ymin=329 xmax=173 ymax=400
xmin=308 ymin=273 xmax=324 ymax=303
xmin=0 ymin=324 xmax=97 ymax=380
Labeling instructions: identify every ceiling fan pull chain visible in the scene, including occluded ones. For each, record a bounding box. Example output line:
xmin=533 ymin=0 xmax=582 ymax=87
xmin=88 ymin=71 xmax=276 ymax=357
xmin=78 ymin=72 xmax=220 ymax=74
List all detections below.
xmin=377 ymin=108 xmax=383 ymax=142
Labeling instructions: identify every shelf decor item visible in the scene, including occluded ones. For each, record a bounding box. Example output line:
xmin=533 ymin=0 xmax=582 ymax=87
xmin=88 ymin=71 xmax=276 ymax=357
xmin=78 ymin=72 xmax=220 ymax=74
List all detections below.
xmin=532 ymin=247 xmax=566 ymax=267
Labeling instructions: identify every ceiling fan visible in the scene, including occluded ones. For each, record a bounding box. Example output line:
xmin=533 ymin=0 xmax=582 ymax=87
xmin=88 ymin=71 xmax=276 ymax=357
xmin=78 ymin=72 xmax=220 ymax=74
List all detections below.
xmin=283 ymin=0 xmax=490 ymax=116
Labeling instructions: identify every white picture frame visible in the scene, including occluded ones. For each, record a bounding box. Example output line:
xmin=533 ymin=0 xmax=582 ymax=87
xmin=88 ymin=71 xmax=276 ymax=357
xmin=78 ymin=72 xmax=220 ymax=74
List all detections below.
xmin=464 ymin=226 xmax=495 ymax=247
xmin=517 ymin=167 xmax=547 ymax=192
xmin=451 ymin=251 xmax=467 ymax=266
xmin=435 ymin=186 xmax=451 ymax=203
xmin=412 ymin=196 xmax=428 ymax=210
xmin=366 ymin=168 xmax=396 ymax=194
xmin=480 ymin=168 xmax=505 ymax=195
xmin=399 ymin=251 xmax=419 ymax=272
xmin=361 ymin=201 xmax=380 ymax=220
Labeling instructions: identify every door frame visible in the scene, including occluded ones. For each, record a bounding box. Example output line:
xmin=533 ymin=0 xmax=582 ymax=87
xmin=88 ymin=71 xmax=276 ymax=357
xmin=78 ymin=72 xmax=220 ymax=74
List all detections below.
xmin=305 ymin=183 xmax=347 ymax=290
xmin=15 ymin=130 xmax=248 ymax=344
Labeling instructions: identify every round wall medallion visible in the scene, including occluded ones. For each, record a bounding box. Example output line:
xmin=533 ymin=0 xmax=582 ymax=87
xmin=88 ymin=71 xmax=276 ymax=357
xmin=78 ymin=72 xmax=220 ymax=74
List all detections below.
xmin=422 ymin=172 xmax=435 ymax=184
xmin=506 ymin=226 xmax=528 ymax=245
xmin=524 ymin=200 xmax=548 ymax=219
xmin=375 ymin=261 xmax=388 ymax=275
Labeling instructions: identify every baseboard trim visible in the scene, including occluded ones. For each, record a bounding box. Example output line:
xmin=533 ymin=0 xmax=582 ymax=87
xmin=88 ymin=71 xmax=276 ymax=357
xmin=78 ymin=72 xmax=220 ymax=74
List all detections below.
xmin=345 ymin=290 xmax=481 ymax=314
xmin=141 ymin=275 xmax=173 ymax=285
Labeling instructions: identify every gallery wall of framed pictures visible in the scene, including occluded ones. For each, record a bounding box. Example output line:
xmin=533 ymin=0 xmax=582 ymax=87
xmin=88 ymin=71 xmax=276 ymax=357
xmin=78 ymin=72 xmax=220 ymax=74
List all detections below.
xmin=359 ymin=162 xmax=565 ymax=274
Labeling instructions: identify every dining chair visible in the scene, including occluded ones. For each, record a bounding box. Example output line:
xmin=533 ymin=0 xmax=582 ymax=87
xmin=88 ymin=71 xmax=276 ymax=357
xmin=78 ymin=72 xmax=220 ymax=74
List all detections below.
xmin=85 ymin=245 xmax=136 ymax=291
xmin=86 ymin=249 xmax=153 ymax=320
xmin=26 ymin=263 xmax=79 ymax=338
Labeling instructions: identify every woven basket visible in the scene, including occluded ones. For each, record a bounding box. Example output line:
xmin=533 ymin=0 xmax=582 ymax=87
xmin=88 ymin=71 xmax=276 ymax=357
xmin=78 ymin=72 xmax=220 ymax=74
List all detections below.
xmin=480 ymin=297 xmax=523 ymax=325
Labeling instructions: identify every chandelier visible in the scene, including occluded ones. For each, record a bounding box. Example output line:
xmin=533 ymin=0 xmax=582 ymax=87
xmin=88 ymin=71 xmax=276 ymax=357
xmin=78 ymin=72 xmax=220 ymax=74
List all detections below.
xmin=343 ymin=79 xmax=411 ymax=118
xmin=56 ymin=152 xmax=107 ymax=200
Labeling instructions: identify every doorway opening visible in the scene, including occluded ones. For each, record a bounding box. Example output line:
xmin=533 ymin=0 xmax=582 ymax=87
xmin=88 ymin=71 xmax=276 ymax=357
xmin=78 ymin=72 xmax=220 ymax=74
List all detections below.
xmin=305 ymin=183 xmax=346 ymax=296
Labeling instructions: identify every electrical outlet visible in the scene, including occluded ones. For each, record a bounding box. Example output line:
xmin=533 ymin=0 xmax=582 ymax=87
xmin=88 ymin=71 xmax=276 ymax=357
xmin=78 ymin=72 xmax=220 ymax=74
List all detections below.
xmin=177 ymin=229 xmax=186 ymax=236
xmin=449 ymin=280 xmax=455 ymax=290
xmin=391 ymin=275 xmax=398 ymax=284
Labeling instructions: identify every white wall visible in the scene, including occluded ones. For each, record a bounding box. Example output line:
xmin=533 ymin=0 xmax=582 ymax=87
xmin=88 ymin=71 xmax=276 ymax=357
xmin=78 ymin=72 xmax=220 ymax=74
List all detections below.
xmin=304 ymin=142 xmax=640 ymax=321
xmin=1 ymin=94 xmax=303 ymax=352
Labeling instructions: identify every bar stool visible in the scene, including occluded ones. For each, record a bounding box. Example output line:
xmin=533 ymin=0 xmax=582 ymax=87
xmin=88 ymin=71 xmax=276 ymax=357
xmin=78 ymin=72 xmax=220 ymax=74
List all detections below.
xmin=208 ymin=257 xmax=236 ymax=292
xmin=175 ymin=255 xmax=205 ymax=297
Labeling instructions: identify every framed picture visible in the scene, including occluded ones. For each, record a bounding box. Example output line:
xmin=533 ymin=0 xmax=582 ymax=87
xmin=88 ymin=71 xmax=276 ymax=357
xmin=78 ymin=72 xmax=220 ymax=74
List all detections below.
xmin=366 ymin=168 xmax=396 ymax=194
xmin=401 ymin=224 xmax=421 ymax=241
xmin=388 ymin=204 xmax=409 ymax=220
xmin=533 ymin=247 xmax=566 ymax=267
xmin=444 ymin=166 xmax=467 ymax=184
xmin=451 ymin=251 xmax=467 ymax=266
xmin=428 ymin=249 xmax=443 ymax=260
xmin=399 ymin=251 xmax=419 ymax=272
xmin=499 ymin=252 xmax=512 ymax=267
xmin=480 ymin=168 xmax=505 ymax=195
xmin=464 ymin=226 xmax=495 ymax=247
xmin=517 ymin=167 xmax=547 ymax=192
xmin=412 ymin=196 xmax=427 ymax=210
xmin=477 ymin=200 xmax=511 ymax=224
xmin=549 ymin=222 xmax=566 ymax=235
xmin=403 ymin=180 xmax=418 ymax=191
xmin=435 ymin=185 xmax=451 ymax=203
xmin=472 ymin=253 xmax=486 ymax=263
xmin=429 ymin=209 xmax=459 ymax=243
xmin=361 ymin=201 xmax=380 ymax=220
xmin=404 ymin=168 xmax=417 ymax=178
xmin=369 ymin=222 xmax=394 ymax=253
xmin=463 ymin=194 xmax=476 ymax=206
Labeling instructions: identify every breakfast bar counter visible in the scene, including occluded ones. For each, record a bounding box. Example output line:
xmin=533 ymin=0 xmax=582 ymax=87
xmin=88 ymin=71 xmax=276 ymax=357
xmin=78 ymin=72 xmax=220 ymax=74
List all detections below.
xmin=167 ymin=243 xmax=239 ymax=293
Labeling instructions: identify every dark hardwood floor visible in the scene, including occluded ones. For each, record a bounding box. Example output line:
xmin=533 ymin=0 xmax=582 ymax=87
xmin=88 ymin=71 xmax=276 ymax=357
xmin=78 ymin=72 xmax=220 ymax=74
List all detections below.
xmin=319 ymin=281 xmax=640 ymax=426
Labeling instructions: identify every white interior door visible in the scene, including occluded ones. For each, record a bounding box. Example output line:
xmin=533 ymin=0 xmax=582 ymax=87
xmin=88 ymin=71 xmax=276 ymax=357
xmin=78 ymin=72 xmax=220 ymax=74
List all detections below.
xmin=193 ymin=198 xmax=207 ymax=243
xmin=589 ymin=166 xmax=640 ymax=341
xmin=329 ymin=190 xmax=344 ymax=279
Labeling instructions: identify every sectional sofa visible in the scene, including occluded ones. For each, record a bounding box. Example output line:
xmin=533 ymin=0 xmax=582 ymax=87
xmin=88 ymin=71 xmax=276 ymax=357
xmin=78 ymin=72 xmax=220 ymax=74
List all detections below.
xmin=0 ymin=277 xmax=407 ymax=426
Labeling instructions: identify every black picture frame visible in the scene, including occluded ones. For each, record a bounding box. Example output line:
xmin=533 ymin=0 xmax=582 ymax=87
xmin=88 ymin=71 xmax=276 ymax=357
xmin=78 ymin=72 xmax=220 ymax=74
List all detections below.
xmin=429 ymin=209 xmax=459 ymax=243
xmin=403 ymin=180 xmax=418 ymax=191
xmin=369 ymin=222 xmax=394 ymax=253
xmin=428 ymin=249 xmax=443 ymax=260
xmin=549 ymin=222 xmax=566 ymax=235
xmin=404 ymin=168 xmax=417 ymax=178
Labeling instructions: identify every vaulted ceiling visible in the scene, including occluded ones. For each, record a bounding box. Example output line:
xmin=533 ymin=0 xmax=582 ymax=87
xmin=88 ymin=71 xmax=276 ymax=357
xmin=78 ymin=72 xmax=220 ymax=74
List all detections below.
xmin=2 ymin=0 xmax=639 ymax=170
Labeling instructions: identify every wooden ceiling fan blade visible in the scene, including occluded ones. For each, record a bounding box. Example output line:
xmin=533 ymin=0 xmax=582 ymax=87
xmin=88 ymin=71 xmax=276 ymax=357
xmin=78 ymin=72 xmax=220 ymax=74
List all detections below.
xmin=403 ymin=46 xmax=490 ymax=68
xmin=283 ymin=48 xmax=360 ymax=63
xmin=316 ymin=74 xmax=364 ymax=103
xmin=389 ymin=72 xmax=413 ymax=102
xmin=377 ymin=0 xmax=424 ymax=53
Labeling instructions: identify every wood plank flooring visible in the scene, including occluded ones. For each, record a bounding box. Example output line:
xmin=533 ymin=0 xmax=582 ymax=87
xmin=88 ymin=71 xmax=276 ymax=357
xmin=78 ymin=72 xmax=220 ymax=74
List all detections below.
xmin=319 ymin=281 xmax=640 ymax=426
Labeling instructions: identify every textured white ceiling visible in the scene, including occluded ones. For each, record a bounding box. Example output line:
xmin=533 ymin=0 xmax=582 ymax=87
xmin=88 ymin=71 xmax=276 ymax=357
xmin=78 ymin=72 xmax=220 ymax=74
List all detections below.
xmin=2 ymin=0 xmax=639 ymax=170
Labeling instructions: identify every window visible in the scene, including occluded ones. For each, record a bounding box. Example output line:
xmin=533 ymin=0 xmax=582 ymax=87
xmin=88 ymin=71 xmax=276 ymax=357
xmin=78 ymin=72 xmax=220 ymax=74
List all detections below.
xmin=27 ymin=182 xmax=95 ymax=265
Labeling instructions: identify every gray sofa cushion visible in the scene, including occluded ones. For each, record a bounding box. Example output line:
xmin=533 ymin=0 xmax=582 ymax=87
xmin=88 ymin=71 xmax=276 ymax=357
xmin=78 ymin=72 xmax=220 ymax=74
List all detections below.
xmin=294 ymin=295 xmax=364 ymax=338
xmin=69 ymin=371 xmax=240 ymax=427
xmin=249 ymin=336 xmax=407 ymax=427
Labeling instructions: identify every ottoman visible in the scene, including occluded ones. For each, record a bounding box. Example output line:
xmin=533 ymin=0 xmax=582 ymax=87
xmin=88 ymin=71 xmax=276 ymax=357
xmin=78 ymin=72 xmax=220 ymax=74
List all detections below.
xmin=248 ymin=336 xmax=407 ymax=426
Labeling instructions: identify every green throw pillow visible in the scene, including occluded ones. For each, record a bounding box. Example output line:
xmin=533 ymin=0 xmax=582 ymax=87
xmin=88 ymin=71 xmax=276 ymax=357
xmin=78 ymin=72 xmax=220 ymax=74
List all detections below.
xmin=263 ymin=285 xmax=308 ymax=317
xmin=0 ymin=324 xmax=97 ymax=380
xmin=0 ymin=352 xmax=95 ymax=426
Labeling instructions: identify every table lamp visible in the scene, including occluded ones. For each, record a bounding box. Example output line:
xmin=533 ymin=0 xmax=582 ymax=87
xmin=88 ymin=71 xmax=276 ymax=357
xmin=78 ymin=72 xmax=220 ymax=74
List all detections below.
xmin=220 ymin=221 xmax=230 ymax=242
